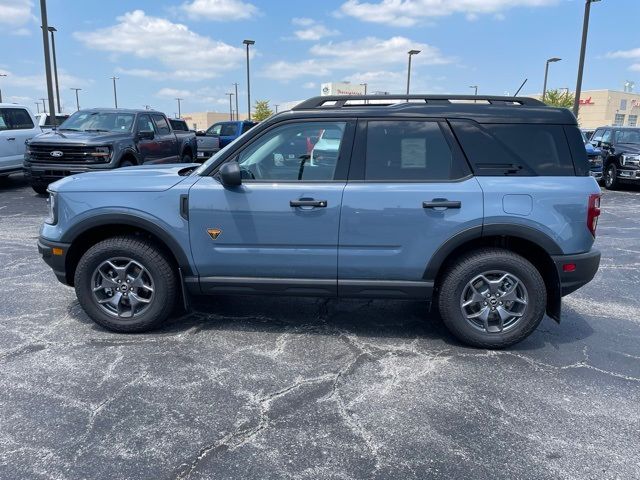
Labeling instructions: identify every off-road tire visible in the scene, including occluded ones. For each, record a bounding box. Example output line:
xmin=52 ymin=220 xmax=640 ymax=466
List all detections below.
xmin=437 ymin=248 xmax=546 ymax=349
xmin=74 ymin=236 xmax=177 ymax=332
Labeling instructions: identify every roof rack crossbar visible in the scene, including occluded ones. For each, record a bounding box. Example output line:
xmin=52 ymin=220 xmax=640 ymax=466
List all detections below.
xmin=292 ymin=95 xmax=545 ymax=110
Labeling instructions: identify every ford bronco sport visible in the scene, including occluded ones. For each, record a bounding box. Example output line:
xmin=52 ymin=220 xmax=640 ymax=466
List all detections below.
xmin=38 ymin=95 xmax=601 ymax=348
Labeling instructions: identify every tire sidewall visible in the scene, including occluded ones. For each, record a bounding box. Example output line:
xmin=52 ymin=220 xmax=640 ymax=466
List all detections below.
xmin=74 ymin=239 xmax=175 ymax=332
xmin=605 ymin=164 xmax=617 ymax=189
xmin=439 ymin=251 xmax=546 ymax=348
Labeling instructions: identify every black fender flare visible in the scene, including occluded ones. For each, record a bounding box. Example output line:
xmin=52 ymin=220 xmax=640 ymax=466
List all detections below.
xmin=61 ymin=212 xmax=194 ymax=276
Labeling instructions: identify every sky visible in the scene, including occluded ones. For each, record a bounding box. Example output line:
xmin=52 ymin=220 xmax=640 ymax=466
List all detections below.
xmin=1 ymin=0 xmax=639 ymax=116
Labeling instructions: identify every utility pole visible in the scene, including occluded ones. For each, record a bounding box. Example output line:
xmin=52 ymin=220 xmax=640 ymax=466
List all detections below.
xmin=40 ymin=98 xmax=47 ymax=114
xmin=110 ymin=76 xmax=119 ymax=108
xmin=573 ymin=0 xmax=601 ymax=118
xmin=233 ymin=82 xmax=239 ymax=120
xmin=0 ymin=73 xmax=6 ymax=103
xmin=39 ymin=0 xmax=57 ymax=126
xmin=243 ymin=39 xmax=255 ymax=120
xmin=70 ymin=87 xmax=81 ymax=111
xmin=274 ymin=104 xmax=279 ymax=113
xmin=47 ymin=26 xmax=61 ymax=113
xmin=35 ymin=102 xmax=41 ymax=114
xmin=226 ymin=92 xmax=234 ymax=121
xmin=175 ymin=97 xmax=183 ymax=117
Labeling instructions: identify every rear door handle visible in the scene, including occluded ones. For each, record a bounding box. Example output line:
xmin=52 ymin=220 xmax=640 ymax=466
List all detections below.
xmin=290 ymin=199 xmax=327 ymax=208
xmin=423 ymin=199 xmax=461 ymax=209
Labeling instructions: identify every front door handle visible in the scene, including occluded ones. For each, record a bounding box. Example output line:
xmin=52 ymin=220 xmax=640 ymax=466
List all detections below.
xmin=6 ymin=137 xmax=15 ymax=141
xmin=290 ymin=198 xmax=327 ymax=208
xmin=423 ymin=199 xmax=461 ymax=209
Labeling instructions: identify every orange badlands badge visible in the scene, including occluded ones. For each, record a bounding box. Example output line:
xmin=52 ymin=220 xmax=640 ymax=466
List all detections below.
xmin=207 ymin=228 xmax=222 ymax=240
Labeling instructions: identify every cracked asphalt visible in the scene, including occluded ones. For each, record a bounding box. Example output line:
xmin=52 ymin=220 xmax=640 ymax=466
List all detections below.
xmin=0 ymin=174 xmax=639 ymax=480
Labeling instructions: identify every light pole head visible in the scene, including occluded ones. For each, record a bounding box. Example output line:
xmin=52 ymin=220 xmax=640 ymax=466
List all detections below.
xmin=47 ymin=26 xmax=57 ymax=32
xmin=547 ymin=57 xmax=562 ymax=63
xmin=243 ymin=39 xmax=255 ymax=46
xmin=408 ymin=49 xmax=421 ymax=56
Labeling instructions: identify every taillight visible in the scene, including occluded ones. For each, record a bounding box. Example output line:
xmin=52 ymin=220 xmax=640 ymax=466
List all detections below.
xmin=587 ymin=193 xmax=601 ymax=237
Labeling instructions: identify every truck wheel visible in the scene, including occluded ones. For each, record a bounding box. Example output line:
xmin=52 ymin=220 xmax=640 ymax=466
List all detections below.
xmin=119 ymin=159 xmax=134 ymax=168
xmin=182 ymin=152 xmax=193 ymax=163
xmin=604 ymin=163 xmax=619 ymax=190
xmin=74 ymin=236 xmax=177 ymax=332
xmin=437 ymin=248 xmax=546 ymax=349
xmin=31 ymin=183 xmax=48 ymax=195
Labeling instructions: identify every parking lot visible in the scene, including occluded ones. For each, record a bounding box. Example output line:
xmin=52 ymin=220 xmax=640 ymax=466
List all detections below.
xmin=0 ymin=175 xmax=638 ymax=480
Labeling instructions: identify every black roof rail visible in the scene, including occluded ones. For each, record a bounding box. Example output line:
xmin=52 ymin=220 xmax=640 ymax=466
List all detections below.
xmin=292 ymin=95 xmax=545 ymax=110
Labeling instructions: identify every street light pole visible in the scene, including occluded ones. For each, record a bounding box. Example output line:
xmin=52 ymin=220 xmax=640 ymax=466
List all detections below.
xmin=70 ymin=87 xmax=81 ymax=111
xmin=110 ymin=76 xmax=119 ymax=108
xmin=47 ymin=27 xmax=61 ymax=113
xmin=35 ymin=102 xmax=41 ymax=114
xmin=573 ymin=0 xmax=601 ymax=118
xmin=0 ymin=73 xmax=6 ymax=103
xmin=469 ymin=85 xmax=478 ymax=103
xmin=233 ymin=82 xmax=239 ymax=120
xmin=542 ymin=57 xmax=562 ymax=102
xmin=226 ymin=92 xmax=234 ymax=121
xmin=406 ymin=49 xmax=421 ymax=96
xmin=39 ymin=0 xmax=56 ymax=125
xmin=243 ymin=40 xmax=255 ymax=120
xmin=40 ymin=98 xmax=47 ymax=114
xmin=175 ymin=97 xmax=183 ymax=117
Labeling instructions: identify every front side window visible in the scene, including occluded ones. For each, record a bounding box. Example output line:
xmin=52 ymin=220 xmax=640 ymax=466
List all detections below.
xmin=591 ymin=129 xmax=605 ymax=143
xmin=206 ymin=123 xmax=222 ymax=136
xmin=0 ymin=109 xmax=8 ymax=131
xmin=3 ymin=108 xmax=34 ymax=130
xmin=235 ymin=121 xmax=346 ymax=181
xmin=365 ymin=121 xmax=458 ymax=181
xmin=152 ymin=114 xmax=170 ymax=134
xmin=137 ymin=114 xmax=155 ymax=133
xmin=601 ymin=129 xmax=613 ymax=144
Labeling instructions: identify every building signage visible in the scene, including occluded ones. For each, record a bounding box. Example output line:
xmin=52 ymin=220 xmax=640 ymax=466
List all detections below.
xmin=579 ymin=97 xmax=595 ymax=105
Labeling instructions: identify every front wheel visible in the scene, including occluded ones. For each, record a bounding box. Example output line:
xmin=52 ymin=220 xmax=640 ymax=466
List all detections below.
xmin=604 ymin=163 xmax=619 ymax=190
xmin=437 ymin=248 xmax=546 ymax=349
xmin=31 ymin=183 xmax=48 ymax=195
xmin=182 ymin=152 xmax=193 ymax=163
xmin=74 ymin=236 xmax=177 ymax=332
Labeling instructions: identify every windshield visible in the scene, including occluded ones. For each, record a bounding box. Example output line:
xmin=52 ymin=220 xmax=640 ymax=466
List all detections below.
xmin=59 ymin=111 xmax=135 ymax=132
xmin=615 ymin=129 xmax=640 ymax=144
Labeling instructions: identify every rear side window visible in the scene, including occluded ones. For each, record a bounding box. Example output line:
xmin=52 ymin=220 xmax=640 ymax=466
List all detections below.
xmin=365 ymin=121 xmax=467 ymax=181
xmin=451 ymin=121 xmax=574 ymax=176
xmin=0 ymin=108 xmax=34 ymax=130
xmin=220 ymin=123 xmax=238 ymax=136
xmin=152 ymin=114 xmax=170 ymax=134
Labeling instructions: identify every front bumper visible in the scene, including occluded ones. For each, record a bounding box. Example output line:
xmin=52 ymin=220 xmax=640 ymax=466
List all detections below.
xmin=24 ymin=161 xmax=110 ymax=184
xmin=617 ymin=168 xmax=640 ymax=181
xmin=37 ymin=237 xmax=72 ymax=285
xmin=552 ymin=249 xmax=601 ymax=296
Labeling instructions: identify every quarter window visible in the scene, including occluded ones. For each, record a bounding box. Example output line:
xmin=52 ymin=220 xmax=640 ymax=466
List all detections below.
xmin=364 ymin=121 xmax=462 ymax=181
xmin=235 ymin=121 xmax=346 ymax=181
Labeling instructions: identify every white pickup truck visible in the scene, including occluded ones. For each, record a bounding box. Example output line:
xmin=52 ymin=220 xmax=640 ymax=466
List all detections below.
xmin=0 ymin=104 xmax=41 ymax=178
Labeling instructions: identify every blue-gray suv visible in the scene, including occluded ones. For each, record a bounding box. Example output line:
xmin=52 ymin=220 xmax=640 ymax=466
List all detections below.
xmin=38 ymin=95 xmax=602 ymax=348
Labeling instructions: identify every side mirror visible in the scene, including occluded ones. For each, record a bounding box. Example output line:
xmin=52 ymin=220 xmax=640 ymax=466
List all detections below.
xmin=138 ymin=129 xmax=154 ymax=140
xmin=219 ymin=161 xmax=241 ymax=186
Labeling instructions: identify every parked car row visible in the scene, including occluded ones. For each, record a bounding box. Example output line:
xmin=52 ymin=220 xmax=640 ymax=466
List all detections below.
xmin=195 ymin=120 xmax=257 ymax=160
xmin=586 ymin=126 xmax=640 ymax=190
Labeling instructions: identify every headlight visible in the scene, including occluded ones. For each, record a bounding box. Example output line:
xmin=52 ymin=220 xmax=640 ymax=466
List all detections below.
xmin=621 ymin=154 xmax=640 ymax=167
xmin=45 ymin=191 xmax=58 ymax=225
xmin=90 ymin=146 xmax=111 ymax=161
xmin=589 ymin=155 xmax=603 ymax=166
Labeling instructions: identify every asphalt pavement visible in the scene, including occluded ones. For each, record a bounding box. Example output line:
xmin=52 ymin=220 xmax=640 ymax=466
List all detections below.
xmin=0 ymin=174 xmax=638 ymax=480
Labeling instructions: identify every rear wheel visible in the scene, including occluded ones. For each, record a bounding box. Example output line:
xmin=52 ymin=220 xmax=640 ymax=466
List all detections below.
xmin=437 ymin=248 xmax=546 ymax=349
xmin=74 ymin=236 xmax=177 ymax=332
xmin=604 ymin=163 xmax=619 ymax=190
xmin=31 ymin=183 xmax=48 ymax=195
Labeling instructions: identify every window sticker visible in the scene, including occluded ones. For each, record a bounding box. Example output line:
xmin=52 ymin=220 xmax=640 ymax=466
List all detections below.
xmin=401 ymin=138 xmax=427 ymax=168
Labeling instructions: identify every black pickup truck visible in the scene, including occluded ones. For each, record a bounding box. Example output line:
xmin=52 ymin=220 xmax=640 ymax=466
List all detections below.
xmin=24 ymin=109 xmax=197 ymax=194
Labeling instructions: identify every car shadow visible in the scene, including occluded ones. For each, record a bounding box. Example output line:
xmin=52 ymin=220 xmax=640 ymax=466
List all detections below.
xmin=0 ymin=173 xmax=32 ymax=192
xmin=69 ymin=294 xmax=595 ymax=351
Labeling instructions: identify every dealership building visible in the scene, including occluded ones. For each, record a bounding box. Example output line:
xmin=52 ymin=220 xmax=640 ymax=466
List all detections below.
xmin=181 ymin=111 xmax=247 ymax=131
xmin=576 ymin=89 xmax=640 ymax=129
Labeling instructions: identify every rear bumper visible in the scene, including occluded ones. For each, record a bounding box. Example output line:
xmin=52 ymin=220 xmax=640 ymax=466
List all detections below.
xmin=37 ymin=237 xmax=71 ymax=285
xmin=552 ymin=249 xmax=600 ymax=296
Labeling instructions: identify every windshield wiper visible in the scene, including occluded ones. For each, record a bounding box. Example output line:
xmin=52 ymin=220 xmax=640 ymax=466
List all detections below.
xmin=84 ymin=128 xmax=111 ymax=132
xmin=58 ymin=128 xmax=81 ymax=131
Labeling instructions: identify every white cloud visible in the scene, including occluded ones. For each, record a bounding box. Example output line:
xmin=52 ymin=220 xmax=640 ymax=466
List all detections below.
xmin=261 ymin=36 xmax=452 ymax=82
xmin=291 ymin=18 xmax=339 ymax=41
xmin=338 ymin=0 xmax=557 ymax=26
xmin=157 ymin=88 xmax=193 ymax=98
xmin=74 ymin=10 xmax=245 ymax=80
xmin=0 ymin=68 xmax=90 ymax=92
xmin=631 ymin=64 xmax=640 ymax=72
xmin=180 ymin=0 xmax=259 ymax=20
xmin=0 ymin=0 xmax=34 ymax=26
xmin=606 ymin=47 xmax=640 ymax=72
xmin=303 ymin=82 xmax=317 ymax=89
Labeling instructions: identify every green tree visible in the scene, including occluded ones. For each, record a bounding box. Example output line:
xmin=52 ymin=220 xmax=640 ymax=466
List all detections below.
xmin=543 ymin=89 xmax=574 ymax=109
xmin=253 ymin=100 xmax=273 ymax=121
